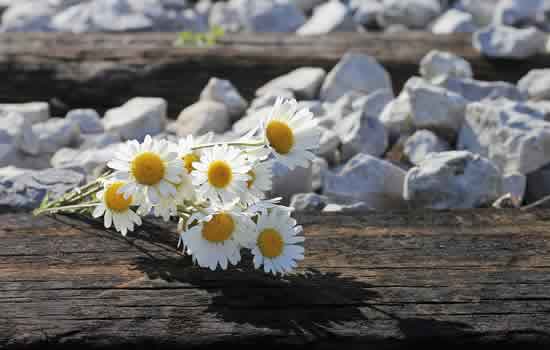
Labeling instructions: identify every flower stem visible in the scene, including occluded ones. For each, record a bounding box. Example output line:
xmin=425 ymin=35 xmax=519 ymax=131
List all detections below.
xmin=33 ymin=202 xmax=101 ymax=216
xmin=191 ymin=140 xmax=264 ymax=151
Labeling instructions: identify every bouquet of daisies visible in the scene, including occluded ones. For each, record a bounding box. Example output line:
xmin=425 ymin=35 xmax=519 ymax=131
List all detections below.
xmin=35 ymin=98 xmax=320 ymax=275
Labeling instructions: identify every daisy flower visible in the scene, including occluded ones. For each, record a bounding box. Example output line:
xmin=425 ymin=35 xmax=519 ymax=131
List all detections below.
xmin=191 ymin=144 xmax=251 ymax=204
xmin=249 ymin=207 xmax=305 ymax=275
xmin=92 ymin=181 xmax=142 ymax=236
xmin=240 ymin=158 xmax=273 ymax=206
xmin=107 ymin=135 xmax=183 ymax=205
xmin=180 ymin=206 xmax=256 ymax=270
xmin=262 ymin=97 xmax=320 ymax=170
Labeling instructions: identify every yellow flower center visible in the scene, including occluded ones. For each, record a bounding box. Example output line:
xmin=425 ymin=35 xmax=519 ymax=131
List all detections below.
xmin=182 ymin=153 xmax=200 ymax=174
xmin=131 ymin=152 xmax=165 ymax=186
xmin=266 ymin=120 xmax=294 ymax=155
xmin=247 ymin=170 xmax=256 ymax=189
xmin=202 ymin=213 xmax=235 ymax=243
xmin=207 ymin=160 xmax=232 ymax=188
xmin=257 ymin=228 xmax=284 ymax=258
xmin=105 ymin=182 xmax=132 ymax=213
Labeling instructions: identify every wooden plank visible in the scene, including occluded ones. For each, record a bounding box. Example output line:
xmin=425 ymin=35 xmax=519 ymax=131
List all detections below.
xmin=2 ymin=210 xmax=550 ymax=348
xmin=0 ymin=32 xmax=549 ymax=117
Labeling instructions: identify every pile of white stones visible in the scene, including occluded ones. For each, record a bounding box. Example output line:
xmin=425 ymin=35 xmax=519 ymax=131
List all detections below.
xmin=3 ymin=49 xmax=550 ymax=211
xmin=2 ymin=0 xmax=550 ymax=58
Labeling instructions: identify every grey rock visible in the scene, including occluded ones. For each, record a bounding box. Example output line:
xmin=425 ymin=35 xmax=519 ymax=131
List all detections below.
xmin=320 ymin=52 xmax=393 ymax=102
xmin=0 ymin=168 xmax=85 ymax=210
xmin=431 ymin=8 xmax=476 ymax=34
xmin=290 ymin=192 xmax=328 ymax=211
xmin=526 ymin=162 xmax=550 ymax=202
xmin=323 ymin=153 xmax=407 ymax=210
xmin=404 ymin=151 xmax=502 ymax=209
xmin=336 ymin=110 xmax=388 ymax=161
xmin=103 ymin=97 xmax=167 ymax=141
xmin=474 ymin=25 xmax=546 ymax=59
xmin=79 ymin=132 xmax=121 ymax=149
xmin=297 ymin=0 xmax=356 ymax=35
xmin=501 ymin=172 xmax=527 ymax=204
xmin=407 ymin=79 xmax=467 ymax=139
xmin=270 ymin=161 xmax=312 ymax=204
xmin=458 ymin=101 xmax=550 ymax=174
xmin=176 ymin=100 xmax=231 ymax=137
xmin=0 ymin=112 xmax=40 ymax=155
xmin=404 ymin=130 xmax=451 ymax=165
xmin=66 ymin=109 xmax=104 ymax=134
xmin=33 ymin=118 xmax=80 ymax=154
xmin=0 ymin=137 xmax=18 ymax=168
xmin=316 ymin=126 xmax=341 ymax=163
xmin=419 ymin=50 xmax=473 ymax=82
xmin=379 ymin=92 xmax=414 ymax=139
xmin=294 ymin=0 xmax=325 ymax=13
xmin=351 ymin=0 xmax=383 ymax=28
xmin=494 ymin=0 xmax=544 ymax=27
xmin=378 ymin=0 xmax=441 ymax=29
xmin=0 ymin=102 xmax=50 ymax=124
xmin=236 ymin=0 xmax=306 ymax=33
xmin=436 ymin=76 xmax=525 ymax=102
xmin=232 ymin=106 xmax=270 ymax=135
xmin=209 ymin=1 xmax=242 ymax=32
xmin=356 ymin=88 xmax=394 ymax=119
xmin=1 ymin=1 xmax=55 ymax=32
xmin=200 ymin=77 xmax=248 ymax=122
xmin=518 ymin=69 xmax=550 ymax=101
xmin=256 ymin=67 xmax=326 ymax=100
xmin=248 ymin=89 xmax=295 ymax=112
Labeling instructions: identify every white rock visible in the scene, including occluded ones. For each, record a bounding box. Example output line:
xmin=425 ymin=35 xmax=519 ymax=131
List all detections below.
xmin=51 ymin=144 xmax=118 ymax=173
xmin=355 ymin=89 xmax=394 ymax=119
xmin=200 ymin=78 xmax=248 ymax=122
xmin=431 ymin=9 xmax=476 ymax=34
xmin=518 ymin=69 xmax=550 ymax=101
xmin=79 ymin=132 xmax=121 ymax=149
xmin=323 ymin=201 xmax=371 ymax=213
xmin=320 ymin=52 xmax=393 ymax=102
xmin=336 ymin=110 xmax=388 ymax=161
xmin=407 ymin=79 xmax=467 ymax=139
xmin=404 ymin=151 xmax=502 ymax=209
xmin=454 ymin=0 xmax=499 ymax=26
xmin=473 ymin=25 xmax=547 ymax=59
xmin=176 ymin=100 xmax=230 ymax=137
xmin=33 ymin=118 xmax=81 ymax=154
xmin=458 ymin=101 xmax=550 ymax=174
xmin=419 ymin=50 xmax=473 ymax=82
xmin=1 ymin=1 xmax=55 ymax=32
xmin=378 ymin=0 xmax=441 ymax=29
xmin=256 ymin=67 xmax=327 ymax=100
xmin=501 ymin=172 xmax=526 ymax=204
xmin=294 ymin=0 xmax=325 ymax=13
xmin=312 ymin=155 xmax=328 ymax=191
xmin=323 ymin=153 xmax=407 ymax=210
xmin=403 ymin=129 xmax=451 ymax=165
xmin=248 ymin=89 xmax=295 ymax=112
xmin=0 ymin=165 xmax=28 ymax=179
xmin=0 ymin=112 xmax=40 ymax=155
xmin=494 ymin=0 xmax=544 ymax=27
xmin=236 ymin=0 xmax=306 ymax=33
xmin=103 ymin=97 xmax=167 ymax=141
xmin=66 ymin=109 xmax=104 ymax=134
xmin=0 ymin=102 xmax=50 ymax=124
xmin=436 ymin=76 xmax=525 ymax=102
xmin=379 ymin=92 xmax=414 ymax=138
xmin=270 ymin=161 xmax=312 ymax=204
xmin=316 ymin=126 xmax=341 ymax=163
xmin=350 ymin=0 xmax=383 ymax=28
xmin=208 ymin=1 xmax=242 ymax=32
xmin=0 ymin=132 xmax=18 ymax=167
xmin=290 ymin=192 xmax=328 ymax=211
xmin=232 ymin=106 xmax=271 ymax=135
xmin=297 ymin=0 xmax=356 ymax=35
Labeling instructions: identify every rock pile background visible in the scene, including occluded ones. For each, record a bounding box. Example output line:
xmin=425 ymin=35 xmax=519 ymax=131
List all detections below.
xmin=2 ymin=0 xmax=550 ymax=58
xmin=3 ymin=48 xmax=550 ymax=212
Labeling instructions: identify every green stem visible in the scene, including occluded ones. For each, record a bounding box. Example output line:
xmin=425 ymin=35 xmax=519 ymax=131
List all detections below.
xmin=191 ymin=140 xmax=264 ymax=151
xmin=34 ymin=202 xmax=101 ymax=216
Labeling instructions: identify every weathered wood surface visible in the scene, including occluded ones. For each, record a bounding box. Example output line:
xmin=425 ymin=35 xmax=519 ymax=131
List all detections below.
xmin=2 ymin=210 xmax=550 ymax=349
xmin=1 ymin=32 xmax=549 ymax=117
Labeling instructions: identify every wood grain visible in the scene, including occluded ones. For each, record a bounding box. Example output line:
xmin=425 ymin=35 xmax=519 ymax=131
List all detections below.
xmin=2 ymin=210 xmax=550 ymax=348
xmin=1 ymin=32 xmax=549 ymax=117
